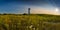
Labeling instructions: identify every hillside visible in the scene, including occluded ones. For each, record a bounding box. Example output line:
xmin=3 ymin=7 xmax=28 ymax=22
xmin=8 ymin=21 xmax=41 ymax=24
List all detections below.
xmin=0 ymin=14 xmax=60 ymax=30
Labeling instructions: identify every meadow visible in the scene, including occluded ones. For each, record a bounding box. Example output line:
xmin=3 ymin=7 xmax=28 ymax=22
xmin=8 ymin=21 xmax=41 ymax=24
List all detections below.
xmin=0 ymin=14 xmax=60 ymax=30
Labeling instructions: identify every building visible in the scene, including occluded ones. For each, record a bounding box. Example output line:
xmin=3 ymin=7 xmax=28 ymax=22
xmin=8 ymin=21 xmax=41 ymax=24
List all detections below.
xmin=28 ymin=8 xmax=30 ymax=15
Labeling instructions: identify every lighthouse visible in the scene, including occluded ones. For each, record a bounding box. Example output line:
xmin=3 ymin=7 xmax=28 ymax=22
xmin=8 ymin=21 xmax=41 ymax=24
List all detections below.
xmin=28 ymin=8 xmax=30 ymax=15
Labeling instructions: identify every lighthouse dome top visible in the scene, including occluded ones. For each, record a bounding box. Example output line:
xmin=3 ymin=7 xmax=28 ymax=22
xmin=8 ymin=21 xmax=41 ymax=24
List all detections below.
xmin=28 ymin=8 xmax=31 ymax=10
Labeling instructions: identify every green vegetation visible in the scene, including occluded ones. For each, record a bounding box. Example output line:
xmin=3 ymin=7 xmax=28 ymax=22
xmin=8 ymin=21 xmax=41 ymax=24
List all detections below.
xmin=0 ymin=14 xmax=60 ymax=30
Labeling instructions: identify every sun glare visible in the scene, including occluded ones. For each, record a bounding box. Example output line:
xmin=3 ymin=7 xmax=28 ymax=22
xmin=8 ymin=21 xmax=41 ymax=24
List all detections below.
xmin=56 ymin=8 xmax=59 ymax=12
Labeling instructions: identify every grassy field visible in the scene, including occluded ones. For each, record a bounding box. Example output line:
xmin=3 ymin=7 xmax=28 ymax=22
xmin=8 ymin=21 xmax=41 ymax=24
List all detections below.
xmin=0 ymin=14 xmax=60 ymax=30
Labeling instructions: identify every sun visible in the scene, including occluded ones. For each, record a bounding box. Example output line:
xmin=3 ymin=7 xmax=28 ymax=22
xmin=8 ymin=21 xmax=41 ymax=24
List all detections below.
xmin=56 ymin=8 xmax=59 ymax=12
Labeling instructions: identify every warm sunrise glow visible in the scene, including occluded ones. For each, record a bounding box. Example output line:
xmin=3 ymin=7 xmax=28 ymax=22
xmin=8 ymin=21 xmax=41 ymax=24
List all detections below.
xmin=56 ymin=8 xmax=59 ymax=12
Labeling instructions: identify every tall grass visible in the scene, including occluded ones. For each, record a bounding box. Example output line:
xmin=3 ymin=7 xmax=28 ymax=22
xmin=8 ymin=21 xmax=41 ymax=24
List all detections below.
xmin=0 ymin=14 xmax=60 ymax=30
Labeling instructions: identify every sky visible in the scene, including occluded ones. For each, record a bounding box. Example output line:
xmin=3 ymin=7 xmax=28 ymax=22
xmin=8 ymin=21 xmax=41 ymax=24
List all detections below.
xmin=0 ymin=0 xmax=60 ymax=15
